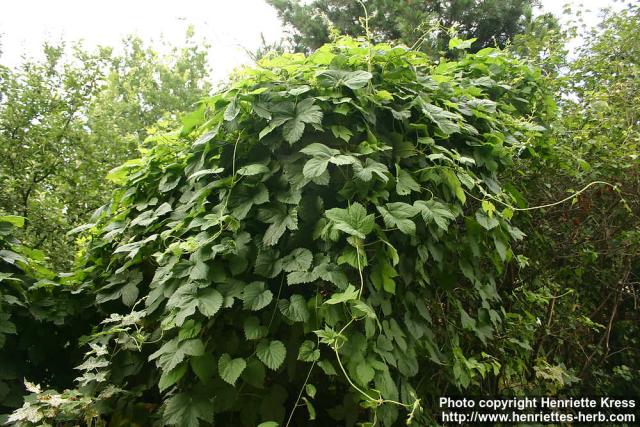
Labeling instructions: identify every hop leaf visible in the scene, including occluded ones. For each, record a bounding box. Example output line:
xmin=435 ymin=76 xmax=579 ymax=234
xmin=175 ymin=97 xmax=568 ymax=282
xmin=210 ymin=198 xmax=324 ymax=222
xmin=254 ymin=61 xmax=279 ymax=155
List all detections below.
xmin=257 ymin=340 xmax=286 ymax=370
xmin=218 ymin=354 xmax=246 ymax=386
xmin=241 ymin=282 xmax=273 ymax=311
xmin=163 ymin=390 xmax=213 ymax=427
xmin=325 ymin=202 xmax=375 ymax=239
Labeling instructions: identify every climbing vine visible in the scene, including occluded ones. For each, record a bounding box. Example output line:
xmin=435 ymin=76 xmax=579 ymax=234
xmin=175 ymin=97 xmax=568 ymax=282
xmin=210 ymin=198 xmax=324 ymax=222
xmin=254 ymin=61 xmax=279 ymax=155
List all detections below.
xmin=8 ymin=37 xmax=554 ymax=426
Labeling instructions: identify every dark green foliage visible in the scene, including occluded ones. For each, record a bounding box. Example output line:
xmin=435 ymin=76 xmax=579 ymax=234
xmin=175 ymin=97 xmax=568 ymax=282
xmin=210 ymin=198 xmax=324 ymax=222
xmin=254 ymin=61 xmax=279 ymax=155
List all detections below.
xmin=7 ymin=37 xmax=553 ymax=426
xmin=268 ymin=0 xmax=538 ymax=53
xmin=0 ymin=216 xmax=85 ymax=417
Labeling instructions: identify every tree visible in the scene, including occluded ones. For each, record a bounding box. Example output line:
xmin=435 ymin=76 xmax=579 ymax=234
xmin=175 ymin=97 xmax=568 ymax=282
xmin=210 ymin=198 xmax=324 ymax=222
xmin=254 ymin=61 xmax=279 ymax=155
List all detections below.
xmin=0 ymin=33 xmax=212 ymax=269
xmin=267 ymin=0 xmax=540 ymax=53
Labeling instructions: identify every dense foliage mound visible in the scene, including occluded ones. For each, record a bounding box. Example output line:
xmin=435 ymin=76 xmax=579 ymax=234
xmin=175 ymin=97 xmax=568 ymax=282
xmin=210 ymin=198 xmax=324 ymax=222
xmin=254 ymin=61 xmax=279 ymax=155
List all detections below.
xmin=8 ymin=38 xmax=554 ymax=426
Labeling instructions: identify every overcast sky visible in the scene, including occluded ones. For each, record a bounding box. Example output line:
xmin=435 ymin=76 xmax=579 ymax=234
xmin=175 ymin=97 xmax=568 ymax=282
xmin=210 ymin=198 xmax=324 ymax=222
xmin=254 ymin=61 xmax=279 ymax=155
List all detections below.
xmin=0 ymin=0 xmax=629 ymax=83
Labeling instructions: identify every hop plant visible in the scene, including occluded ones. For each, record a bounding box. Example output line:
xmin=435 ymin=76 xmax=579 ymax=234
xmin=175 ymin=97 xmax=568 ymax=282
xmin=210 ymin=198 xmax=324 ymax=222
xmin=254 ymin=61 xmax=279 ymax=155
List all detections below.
xmin=9 ymin=37 xmax=552 ymax=426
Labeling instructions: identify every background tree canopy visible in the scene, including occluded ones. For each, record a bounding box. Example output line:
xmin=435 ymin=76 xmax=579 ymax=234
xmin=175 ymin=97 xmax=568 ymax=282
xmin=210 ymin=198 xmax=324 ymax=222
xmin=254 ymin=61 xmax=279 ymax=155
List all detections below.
xmin=0 ymin=2 xmax=638 ymax=426
xmin=0 ymin=33 xmax=211 ymax=269
xmin=267 ymin=0 xmax=544 ymax=53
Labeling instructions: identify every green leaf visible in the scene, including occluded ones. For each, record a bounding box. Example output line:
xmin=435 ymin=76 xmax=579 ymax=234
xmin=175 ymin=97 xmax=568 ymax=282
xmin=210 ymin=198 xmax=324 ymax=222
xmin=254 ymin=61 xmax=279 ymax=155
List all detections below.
xmin=254 ymin=249 xmax=283 ymax=278
xmin=330 ymin=125 xmax=353 ymax=141
xmin=244 ymin=316 xmax=268 ymax=340
xmin=159 ymin=363 xmax=188 ymax=392
xmin=257 ymin=423 xmax=279 ymax=427
xmin=179 ymin=320 xmax=201 ymax=341
xmin=252 ymin=101 xmax=272 ymax=119
xmin=191 ymin=353 xmax=216 ymax=383
xmin=278 ymin=295 xmax=310 ymax=322
xmin=197 ymin=288 xmax=223 ymax=317
xmin=356 ymin=362 xmax=375 ymax=385
xmin=224 ymin=97 xmax=240 ymax=121
xmin=218 ymin=353 xmax=246 ymax=386
xmin=257 ymin=340 xmax=286 ymax=370
xmin=258 ymin=205 xmax=298 ymax=246
xmin=105 ymin=158 xmax=143 ymax=184
xmin=395 ymin=168 xmax=420 ymax=195
xmin=280 ymin=248 xmax=313 ymax=272
xmin=283 ymin=98 xmax=323 ymax=144
xmin=300 ymin=142 xmax=339 ymax=158
xmin=449 ymin=37 xmax=477 ymax=50
xmin=370 ymin=257 xmax=398 ymax=294
xmin=289 ymin=85 xmax=311 ymax=96
xmin=317 ymin=69 xmax=372 ymax=89
xmin=190 ymin=261 xmax=209 ymax=281
xmin=302 ymin=397 xmax=316 ymax=420
xmin=330 ymin=154 xmax=358 ymax=166
xmin=353 ymin=158 xmax=389 ymax=182
xmin=441 ymin=169 xmax=466 ymax=204
xmin=476 ymin=211 xmax=500 ymax=230
xmin=287 ymin=270 xmax=318 ymax=285
xmin=159 ymin=173 xmax=181 ymax=193
xmin=301 ymin=143 xmax=356 ymax=177
xmin=420 ymin=101 xmax=460 ymax=135
xmin=230 ymin=183 xmax=270 ymax=220
xmin=305 ymin=384 xmax=317 ymax=398
xmin=0 ymin=319 xmax=16 ymax=334
xmin=237 ymin=163 xmax=270 ymax=176
xmin=377 ymin=202 xmax=419 ymax=235
xmin=0 ymin=249 xmax=26 ymax=265
xmin=242 ymin=282 xmax=273 ymax=311
xmin=414 ymin=200 xmax=456 ymax=230
xmin=481 ymin=200 xmax=496 ymax=217
xmin=317 ymin=360 xmax=337 ymax=375
xmin=283 ymin=119 xmax=305 ymax=144
xmin=120 ymin=282 xmax=139 ymax=307
xmin=243 ymin=358 xmax=266 ymax=388
xmin=295 ymin=98 xmax=323 ymax=124
xmin=343 ymin=71 xmax=373 ymax=89
xmin=149 ymin=338 xmax=205 ymax=373
xmin=163 ymin=390 xmax=213 ymax=427
xmin=192 ymin=128 xmax=219 ymax=147
xmin=325 ymin=202 xmax=375 ymax=239
xmin=325 ymin=284 xmax=359 ymax=305
xmin=302 ymin=157 xmax=329 ymax=178
xmin=298 ymin=340 xmax=320 ymax=362
xmin=459 ymin=307 xmax=476 ymax=330
xmin=0 ymin=215 xmax=25 ymax=228
xmin=259 ymin=117 xmax=288 ymax=140
xmin=352 ymin=300 xmax=377 ymax=319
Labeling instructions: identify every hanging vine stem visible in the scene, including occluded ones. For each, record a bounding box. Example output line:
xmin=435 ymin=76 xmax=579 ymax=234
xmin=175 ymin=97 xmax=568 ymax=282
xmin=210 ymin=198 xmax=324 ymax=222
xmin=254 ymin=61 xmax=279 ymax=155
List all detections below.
xmin=284 ymin=360 xmax=317 ymax=427
xmin=319 ymin=239 xmax=422 ymax=424
xmin=284 ymin=279 xmax=325 ymax=426
xmin=205 ymin=132 xmax=244 ymax=246
xmin=471 ymin=180 xmax=628 ymax=212
xmin=356 ymin=244 xmax=366 ymax=298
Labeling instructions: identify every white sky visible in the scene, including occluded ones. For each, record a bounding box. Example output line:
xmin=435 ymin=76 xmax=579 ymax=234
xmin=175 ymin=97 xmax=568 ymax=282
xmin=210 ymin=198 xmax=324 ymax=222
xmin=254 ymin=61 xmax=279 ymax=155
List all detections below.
xmin=0 ymin=0 xmax=629 ymax=83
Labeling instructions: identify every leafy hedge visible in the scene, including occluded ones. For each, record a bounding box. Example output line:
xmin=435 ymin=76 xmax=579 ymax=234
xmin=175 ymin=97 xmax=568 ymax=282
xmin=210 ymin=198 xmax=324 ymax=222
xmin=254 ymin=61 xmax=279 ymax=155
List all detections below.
xmin=7 ymin=38 xmax=553 ymax=426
